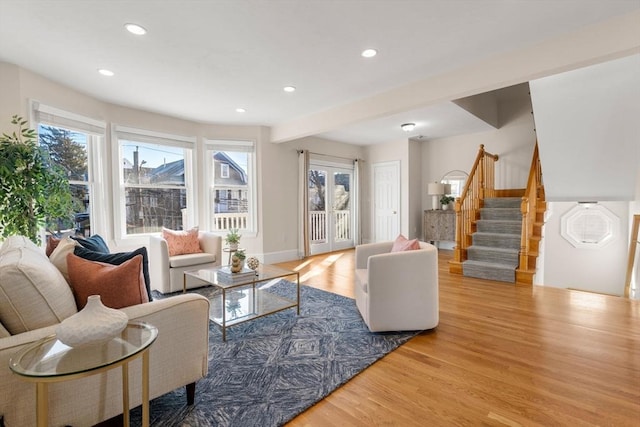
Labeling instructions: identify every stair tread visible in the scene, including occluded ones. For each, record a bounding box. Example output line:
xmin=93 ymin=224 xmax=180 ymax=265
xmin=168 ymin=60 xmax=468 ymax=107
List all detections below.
xmin=480 ymin=207 xmax=521 ymax=210
xmin=474 ymin=231 xmax=520 ymax=238
xmin=477 ymin=219 xmax=521 ymax=223
xmin=464 ymin=259 xmax=518 ymax=269
xmin=468 ymin=245 xmax=519 ymax=254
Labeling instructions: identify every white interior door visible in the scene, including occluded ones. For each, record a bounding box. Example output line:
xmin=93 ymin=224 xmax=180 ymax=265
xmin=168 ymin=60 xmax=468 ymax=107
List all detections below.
xmin=309 ymin=163 xmax=354 ymax=255
xmin=373 ymin=161 xmax=400 ymax=242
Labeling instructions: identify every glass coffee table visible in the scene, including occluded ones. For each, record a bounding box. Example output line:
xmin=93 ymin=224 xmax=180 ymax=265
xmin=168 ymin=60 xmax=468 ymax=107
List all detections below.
xmin=184 ymin=264 xmax=300 ymax=341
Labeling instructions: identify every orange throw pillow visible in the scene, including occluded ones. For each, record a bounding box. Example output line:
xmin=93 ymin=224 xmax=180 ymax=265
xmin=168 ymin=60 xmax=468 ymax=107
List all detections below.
xmin=66 ymin=253 xmax=149 ymax=310
xmin=391 ymin=234 xmax=420 ymax=252
xmin=162 ymin=227 xmax=203 ymax=256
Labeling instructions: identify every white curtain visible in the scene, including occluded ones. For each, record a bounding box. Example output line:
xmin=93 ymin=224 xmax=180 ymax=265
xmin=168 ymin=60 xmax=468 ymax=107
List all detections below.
xmin=353 ymin=158 xmax=363 ymax=246
xmin=298 ymin=150 xmax=310 ymax=258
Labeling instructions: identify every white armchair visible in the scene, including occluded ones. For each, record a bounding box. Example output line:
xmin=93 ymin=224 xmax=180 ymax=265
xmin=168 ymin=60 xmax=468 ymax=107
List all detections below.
xmin=354 ymin=240 xmax=439 ymax=332
xmin=149 ymin=231 xmax=222 ymax=294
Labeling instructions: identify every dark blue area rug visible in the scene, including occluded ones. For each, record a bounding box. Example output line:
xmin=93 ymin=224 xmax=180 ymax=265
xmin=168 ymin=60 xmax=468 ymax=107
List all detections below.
xmin=135 ymin=280 xmax=419 ymax=426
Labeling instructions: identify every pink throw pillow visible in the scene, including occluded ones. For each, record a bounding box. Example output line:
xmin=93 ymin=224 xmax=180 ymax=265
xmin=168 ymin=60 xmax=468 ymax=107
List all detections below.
xmin=391 ymin=234 xmax=420 ymax=252
xmin=162 ymin=227 xmax=203 ymax=256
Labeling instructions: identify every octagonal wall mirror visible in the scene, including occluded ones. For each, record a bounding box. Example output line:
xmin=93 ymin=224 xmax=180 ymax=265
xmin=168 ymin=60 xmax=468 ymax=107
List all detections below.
xmin=441 ymin=170 xmax=469 ymax=197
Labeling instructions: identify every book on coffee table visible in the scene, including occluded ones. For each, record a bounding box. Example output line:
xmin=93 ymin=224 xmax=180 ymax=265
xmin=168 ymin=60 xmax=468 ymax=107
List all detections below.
xmin=217 ymin=266 xmax=258 ymax=283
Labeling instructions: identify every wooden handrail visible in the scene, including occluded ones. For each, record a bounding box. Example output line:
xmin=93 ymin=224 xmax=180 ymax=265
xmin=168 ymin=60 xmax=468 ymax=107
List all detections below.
xmin=518 ymin=142 xmax=544 ymax=273
xmin=453 ymin=144 xmax=499 ymax=266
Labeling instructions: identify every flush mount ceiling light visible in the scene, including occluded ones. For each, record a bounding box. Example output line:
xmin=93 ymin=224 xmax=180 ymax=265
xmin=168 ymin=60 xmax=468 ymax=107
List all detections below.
xmin=283 ymin=86 xmax=296 ymax=93
xmin=401 ymin=123 xmax=416 ymax=132
xmin=124 ymin=23 xmax=147 ymax=35
xmin=361 ymin=48 xmax=377 ymax=58
xmin=97 ymin=68 xmax=114 ymax=77
xmin=235 ymin=108 xmax=246 ymax=113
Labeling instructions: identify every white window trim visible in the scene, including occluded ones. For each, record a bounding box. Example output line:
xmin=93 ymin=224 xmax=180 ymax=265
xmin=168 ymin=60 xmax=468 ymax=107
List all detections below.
xmin=30 ymin=100 xmax=107 ymax=237
xmin=204 ymin=138 xmax=257 ymax=236
xmin=112 ymin=125 xmax=197 ymax=245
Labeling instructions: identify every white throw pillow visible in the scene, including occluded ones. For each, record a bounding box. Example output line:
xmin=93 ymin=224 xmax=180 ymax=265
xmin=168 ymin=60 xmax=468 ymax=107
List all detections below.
xmin=0 ymin=238 xmax=77 ymax=335
xmin=49 ymin=237 xmax=79 ymax=283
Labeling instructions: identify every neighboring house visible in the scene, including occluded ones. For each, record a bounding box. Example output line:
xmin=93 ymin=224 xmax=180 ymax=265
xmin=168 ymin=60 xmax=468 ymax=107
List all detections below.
xmin=213 ymin=152 xmax=248 ymax=214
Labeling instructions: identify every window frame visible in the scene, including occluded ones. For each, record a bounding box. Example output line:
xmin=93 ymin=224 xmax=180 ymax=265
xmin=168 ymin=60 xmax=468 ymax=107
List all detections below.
xmin=204 ymin=139 xmax=257 ymax=236
xmin=30 ymin=101 xmax=107 ymax=238
xmin=112 ymin=125 xmax=197 ymax=244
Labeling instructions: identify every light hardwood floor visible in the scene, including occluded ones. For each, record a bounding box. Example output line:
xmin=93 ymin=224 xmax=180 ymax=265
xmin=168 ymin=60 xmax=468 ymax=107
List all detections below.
xmin=276 ymin=249 xmax=640 ymax=426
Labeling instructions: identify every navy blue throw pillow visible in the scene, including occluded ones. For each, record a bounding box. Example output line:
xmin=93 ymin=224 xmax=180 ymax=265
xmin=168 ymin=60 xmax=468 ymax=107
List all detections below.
xmin=73 ymin=245 xmax=152 ymax=301
xmin=71 ymin=234 xmax=110 ymax=253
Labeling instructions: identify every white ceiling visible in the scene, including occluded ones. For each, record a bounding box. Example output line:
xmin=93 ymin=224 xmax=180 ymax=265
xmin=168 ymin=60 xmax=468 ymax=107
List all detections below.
xmin=0 ymin=0 xmax=638 ymax=145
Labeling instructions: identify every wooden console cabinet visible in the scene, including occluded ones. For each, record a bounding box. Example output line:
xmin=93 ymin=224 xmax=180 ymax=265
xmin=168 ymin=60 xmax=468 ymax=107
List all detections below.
xmin=423 ymin=209 xmax=455 ymax=242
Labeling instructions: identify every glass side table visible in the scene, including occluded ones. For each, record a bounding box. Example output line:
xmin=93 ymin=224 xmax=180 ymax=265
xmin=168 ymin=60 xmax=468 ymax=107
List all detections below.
xmin=9 ymin=321 xmax=158 ymax=427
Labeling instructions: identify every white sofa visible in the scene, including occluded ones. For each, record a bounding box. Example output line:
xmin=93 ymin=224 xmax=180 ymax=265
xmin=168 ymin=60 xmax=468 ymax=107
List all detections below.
xmin=354 ymin=240 xmax=439 ymax=332
xmin=0 ymin=236 xmax=210 ymax=426
xmin=149 ymin=232 xmax=222 ymax=294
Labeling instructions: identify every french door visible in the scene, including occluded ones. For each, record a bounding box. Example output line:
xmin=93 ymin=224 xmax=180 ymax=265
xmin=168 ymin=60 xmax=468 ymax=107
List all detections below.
xmin=308 ymin=162 xmax=354 ymax=255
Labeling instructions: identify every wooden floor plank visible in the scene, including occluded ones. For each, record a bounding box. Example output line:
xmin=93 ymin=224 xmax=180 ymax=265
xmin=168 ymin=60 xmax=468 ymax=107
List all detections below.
xmin=277 ymin=249 xmax=640 ymax=426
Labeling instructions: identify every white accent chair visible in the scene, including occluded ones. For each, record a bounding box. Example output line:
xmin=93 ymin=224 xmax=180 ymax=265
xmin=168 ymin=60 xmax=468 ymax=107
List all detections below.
xmin=354 ymin=241 xmax=439 ymax=332
xmin=149 ymin=231 xmax=222 ymax=294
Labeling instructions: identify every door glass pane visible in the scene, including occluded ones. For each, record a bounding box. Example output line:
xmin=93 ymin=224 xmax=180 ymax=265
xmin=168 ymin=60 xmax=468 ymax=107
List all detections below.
xmin=333 ymin=172 xmax=351 ymax=241
xmin=308 ymin=169 xmax=326 ymax=243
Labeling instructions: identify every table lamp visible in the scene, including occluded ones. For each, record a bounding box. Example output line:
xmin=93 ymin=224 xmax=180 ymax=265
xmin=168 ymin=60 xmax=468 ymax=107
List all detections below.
xmin=427 ymin=182 xmax=446 ymax=210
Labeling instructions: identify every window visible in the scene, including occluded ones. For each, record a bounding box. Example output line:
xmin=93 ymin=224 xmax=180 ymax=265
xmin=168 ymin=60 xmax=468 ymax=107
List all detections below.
xmin=114 ymin=126 xmax=195 ymax=238
xmin=32 ymin=102 xmax=105 ymax=237
xmin=205 ymin=139 xmax=256 ymax=233
xmin=220 ymin=163 xmax=230 ymax=178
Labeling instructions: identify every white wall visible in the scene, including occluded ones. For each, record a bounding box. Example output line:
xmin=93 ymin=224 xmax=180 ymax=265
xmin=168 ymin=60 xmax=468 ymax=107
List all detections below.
xmin=530 ymin=54 xmax=640 ymax=201
xmin=542 ymin=202 xmax=628 ymax=295
xmin=0 ymin=63 xmax=20 ymax=135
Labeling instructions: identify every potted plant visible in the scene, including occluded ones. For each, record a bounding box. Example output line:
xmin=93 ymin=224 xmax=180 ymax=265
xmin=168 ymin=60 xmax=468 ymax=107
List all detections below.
xmin=440 ymin=195 xmax=455 ymax=210
xmin=0 ymin=115 xmax=74 ymax=244
xmin=225 ymin=228 xmax=241 ymax=250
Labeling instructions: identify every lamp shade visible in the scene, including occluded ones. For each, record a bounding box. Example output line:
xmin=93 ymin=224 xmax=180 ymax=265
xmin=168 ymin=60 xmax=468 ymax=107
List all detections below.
xmin=427 ymin=183 xmax=445 ymax=195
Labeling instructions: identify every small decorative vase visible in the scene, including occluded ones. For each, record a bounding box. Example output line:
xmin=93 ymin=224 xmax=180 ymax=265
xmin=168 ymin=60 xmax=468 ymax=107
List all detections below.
xmin=56 ymin=295 xmax=128 ymax=347
xmin=246 ymin=256 xmax=259 ymax=270
xmin=229 ymin=242 xmax=238 ymax=251
xmin=442 ymin=204 xmax=449 ymax=211
xmin=230 ymin=254 xmax=244 ymax=273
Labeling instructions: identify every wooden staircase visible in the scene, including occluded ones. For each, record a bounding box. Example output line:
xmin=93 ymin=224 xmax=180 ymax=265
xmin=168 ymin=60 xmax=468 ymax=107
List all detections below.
xmin=449 ymin=143 xmax=546 ymax=285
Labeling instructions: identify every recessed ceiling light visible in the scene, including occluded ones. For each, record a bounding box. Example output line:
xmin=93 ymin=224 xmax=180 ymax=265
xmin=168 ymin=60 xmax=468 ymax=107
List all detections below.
xmin=236 ymin=108 xmax=246 ymax=113
xmin=98 ymin=68 xmax=114 ymax=77
xmin=283 ymin=86 xmax=296 ymax=93
xmin=361 ymin=48 xmax=377 ymax=58
xmin=125 ymin=23 xmax=147 ymax=35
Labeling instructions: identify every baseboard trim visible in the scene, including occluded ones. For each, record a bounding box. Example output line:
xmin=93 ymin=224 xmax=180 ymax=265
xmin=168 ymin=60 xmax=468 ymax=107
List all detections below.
xmin=263 ymin=249 xmax=300 ymax=264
